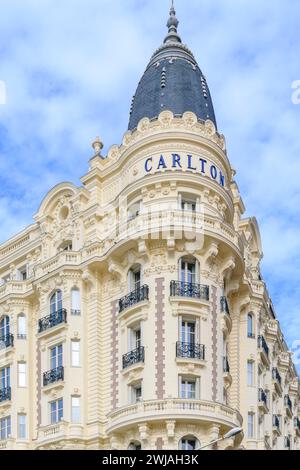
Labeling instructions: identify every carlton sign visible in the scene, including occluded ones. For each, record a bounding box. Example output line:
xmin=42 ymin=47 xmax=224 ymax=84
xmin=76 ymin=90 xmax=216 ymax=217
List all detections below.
xmin=144 ymin=153 xmax=226 ymax=187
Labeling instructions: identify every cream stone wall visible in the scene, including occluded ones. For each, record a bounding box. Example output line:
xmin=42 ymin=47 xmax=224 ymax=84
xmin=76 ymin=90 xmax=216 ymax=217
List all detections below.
xmin=0 ymin=112 xmax=299 ymax=450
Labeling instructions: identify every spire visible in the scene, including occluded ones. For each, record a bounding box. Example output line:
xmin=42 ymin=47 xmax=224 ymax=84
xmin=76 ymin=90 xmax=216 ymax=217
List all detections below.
xmin=164 ymin=0 xmax=182 ymax=44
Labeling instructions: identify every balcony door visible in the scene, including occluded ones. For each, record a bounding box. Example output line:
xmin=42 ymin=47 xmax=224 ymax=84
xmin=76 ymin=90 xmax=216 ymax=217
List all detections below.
xmin=50 ymin=290 xmax=62 ymax=315
xmin=128 ymin=266 xmax=141 ymax=293
xmin=50 ymin=344 xmax=63 ymax=370
xmin=0 ymin=316 xmax=10 ymax=339
xmin=181 ymin=321 xmax=195 ymax=346
xmin=181 ymin=260 xmax=196 ymax=285
xmin=1 ymin=367 xmax=10 ymax=389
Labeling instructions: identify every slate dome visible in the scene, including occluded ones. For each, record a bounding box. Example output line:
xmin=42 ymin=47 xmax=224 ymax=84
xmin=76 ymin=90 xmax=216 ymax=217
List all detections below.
xmin=128 ymin=4 xmax=217 ymax=131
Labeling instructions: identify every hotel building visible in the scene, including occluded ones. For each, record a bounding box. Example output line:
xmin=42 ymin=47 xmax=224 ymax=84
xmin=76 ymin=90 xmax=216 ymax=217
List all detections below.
xmin=0 ymin=5 xmax=299 ymax=450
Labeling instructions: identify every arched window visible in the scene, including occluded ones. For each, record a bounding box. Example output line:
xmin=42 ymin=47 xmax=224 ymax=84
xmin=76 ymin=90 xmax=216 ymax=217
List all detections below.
xmin=128 ymin=264 xmax=141 ymax=292
xmin=180 ymin=257 xmax=199 ymax=285
xmin=50 ymin=290 xmax=63 ymax=314
xmin=247 ymin=313 xmax=254 ymax=338
xmin=17 ymin=314 xmax=26 ymax=339
xmin=128 ymin=441 xmax=142 ymax=450
xmin=0 ymin=316 xmax=10 ymax=339
xmin=71 ymin=288 xmax=81 ymax=315
xmin=179 ymin=435 xmax=200 ymax=450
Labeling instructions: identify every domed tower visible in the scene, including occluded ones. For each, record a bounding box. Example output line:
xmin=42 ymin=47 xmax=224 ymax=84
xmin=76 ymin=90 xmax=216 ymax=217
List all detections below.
xmin=129 ymin=3 xmax=217 ymax=131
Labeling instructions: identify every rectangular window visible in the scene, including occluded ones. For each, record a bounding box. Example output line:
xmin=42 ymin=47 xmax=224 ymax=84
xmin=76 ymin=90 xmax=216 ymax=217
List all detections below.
xmin=0 ymin=416 xmax=11 ymax=440
xmin=18 ymin=414 xmax=26 ymax=439
xmin=71 ymin=289 xmax=81 ymax=315
xmin=18 ymin=315 xmax=26 ymax=338
xmin=71 ymin=341 xmax=80 ymax=367
xmin=71 ymin=396 xmax=80 ymax=423
xmin=247 ymin=361 xmax=254 ymax=386
xmin=131 ymin=383 xmax=142 ymax=403
xmin=180 ymin=379 xmax=196 ymax=399
xmin=248 ymin=413 xmax=254 ymax=438
xmin=18 ymin=363 xmax=26 ymax=387
xmin=181 ymin=260 xmax=196 ymax=284
xmin=181 ymin=320 xmax=196 ymax=344
xmin=1 ymin=367 xmax=10 ymax=389
xmin=50 ymin=344 xmax=63 ymax=369
xmin=50 ymin=399 xmax=63 ymax=424
xmin=181 ymin=199 xmax=196 ymax=213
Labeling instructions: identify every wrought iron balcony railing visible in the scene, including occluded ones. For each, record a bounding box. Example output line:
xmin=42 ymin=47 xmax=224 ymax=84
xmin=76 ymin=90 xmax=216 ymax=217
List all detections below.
xmin=38 ymin=309 xmax=67 ymax=333
xmin=258 ymin=335 xmax=269 ymax=358
xmin=284 ymin=436 xmax=291 ymax=449
xmin=273 ymin=414 xmax=280 ymax=431
xmin=272 ymin=367 xmax=282 ymax=386
xmin=71 ymin=309 xmax=81 ymax=316
xmin=170 ymin=281 xmax=209 ymax=301
xmin=176 ymin=341 xmax=205 ymax=361
xmin=220 ymin=296 xmax=230 ymax=315
xmin=119 ymin=285 xmax=149 ymax=313
xmin=17 ymin=334 xmax=27 ymax=340
xmin=284 ymin=394 xmax=292 ymax=413
xmin=223 ymin=356 xmax=230 ymax=373
xmin=0 ymin=334 xmax=14 ymax=349
xmin=122 ymin=346 xmax=145 ymax=370
xmin=0 ymin=386 xmax=11 ymax=403
xmin=258 ymin=388 xmax=268 ymax=407
xmin=43 ymin=366 xmax=64 ymax=387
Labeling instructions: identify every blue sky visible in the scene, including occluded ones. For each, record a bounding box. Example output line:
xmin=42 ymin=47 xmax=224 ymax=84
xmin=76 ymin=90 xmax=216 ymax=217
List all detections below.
xmin=0 ymin=0 xmax=300 ymax=366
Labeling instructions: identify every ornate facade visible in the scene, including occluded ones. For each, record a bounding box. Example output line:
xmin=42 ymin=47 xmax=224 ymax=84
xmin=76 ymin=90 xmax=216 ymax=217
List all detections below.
xmin=0 ymin=5 xmax=299 ymax=451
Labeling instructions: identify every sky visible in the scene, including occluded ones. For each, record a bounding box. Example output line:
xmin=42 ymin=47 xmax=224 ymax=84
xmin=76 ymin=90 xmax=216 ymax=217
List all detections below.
xmin=0 ymin=0 xmax=300 ymax=368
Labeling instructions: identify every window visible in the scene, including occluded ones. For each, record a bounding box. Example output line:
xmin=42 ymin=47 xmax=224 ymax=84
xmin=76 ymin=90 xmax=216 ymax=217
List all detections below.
xmin=0 ymin=416 xmax=11 ymax=440
xmin=17 ymin=315 xmax=26 ymax=339
xmin=128 ymin=201 xmax=141 ymax=221
xmin=179 ymin=436 xmax=199 ymax=450
xmin=18 ymin=362 xmax=26 ymax=387
xmin=50 ymin=399 xmax=63 ymax=424
xmin=0 ymin=316 xmax=10 ymax=339
xmin=131 ymin=383 xmax=142 ymax=403
xmin=181 ymin=199 xmax=197 ymax=213
xmin=50 ymin=290 xmax=63 ymax=314
xmin=128 ymin=265 xmax=141 ymax=292
xmin=247 ymin=313 xmax=254 ymax=338
xmin=59 ymin=241 xmax=73 ymax=252
xmin=71 ymin=289 xmax=81 ymax=315
xmin=128 ymin=441 xmax=142 ymax=450
xmin=71 ymin=396 xmax=80 ymax=423
xmin=50 ymin=344 xmax=63 ymax=369
xmin=18 ymin=266 xmax=28 ymax=281
xmin=71 ymin=341 xmax=80 ymax=367
xmin=181 ymin=320 xmax=196 ymax=345
xmin=248 ymin=413 xmax=255 ymax=438
xmin=1 ymin=367 xmax=10 ymax=389
xmin=18 ymin=414 xmax=26 ymax=439
xmin=180 ymin=259 xmax=197 ymax=284
xmin=247 ymin=361 xmax=254 ymax=386
xmin=180 ymin=378 xmax=196 ymax=399
xmin=223 ymin=387 xmax=228 ymax=405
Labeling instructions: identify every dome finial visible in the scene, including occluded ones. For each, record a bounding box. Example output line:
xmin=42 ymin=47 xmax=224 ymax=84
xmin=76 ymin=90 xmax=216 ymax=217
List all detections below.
xmin=164 ymin=0 xmax=182 ymax=44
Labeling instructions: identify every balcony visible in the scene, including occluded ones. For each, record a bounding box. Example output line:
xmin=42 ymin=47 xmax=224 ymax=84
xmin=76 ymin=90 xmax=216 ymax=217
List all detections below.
xmin=119 ymin=285 xmax=149 ymax=313
xmin=294 ymin=417 xmax=300 ymax=437
xmin=107 ymin=398 xmax=243 ymax=435
xmin=284 ymin=436 xmax=291 ymax=450
xmin=220 ymin=297 xmax=230 ymax=315
xmin=257 ymin=335 xmax=270 ymax=365
xmin=38 ymin=309 xmax=67 ymax=334
xmin=43 ymin=366 xmax=64 ymax=387
xmin=272 ymin=415 xmax=281 ymax=435
xmin=258 ymin=388 xmax=268 ymax=413
xmin=176 ymin=341 xmax=205 ymax=361
xmin=284 ymin=395 xmax=293 ymax=418
xmin=272 ymin=367 xmax=282 ymax=395
xmin=122 ymin=346 xmax=145 ymax=370
xmin=0 ymin=334 xmax=14 ymax=349
xmin=0 ymin=386 xmax=11 ymax=403
xmin=170 ymin=281 xmax=209 ymax=301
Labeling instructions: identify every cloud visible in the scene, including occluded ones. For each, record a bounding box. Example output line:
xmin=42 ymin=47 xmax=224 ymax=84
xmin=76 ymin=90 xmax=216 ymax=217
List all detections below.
xmin=0 ymin=0 xmax=299 ymax=370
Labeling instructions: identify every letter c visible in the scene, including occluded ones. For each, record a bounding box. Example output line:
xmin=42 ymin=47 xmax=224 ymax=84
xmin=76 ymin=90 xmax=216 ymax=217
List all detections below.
xmin=145 ymin=157 xmax=153 ymax=173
